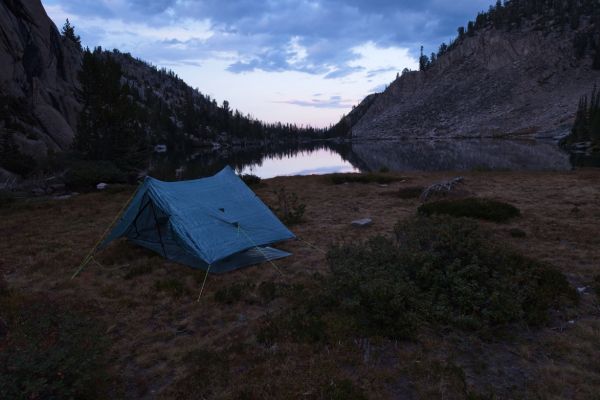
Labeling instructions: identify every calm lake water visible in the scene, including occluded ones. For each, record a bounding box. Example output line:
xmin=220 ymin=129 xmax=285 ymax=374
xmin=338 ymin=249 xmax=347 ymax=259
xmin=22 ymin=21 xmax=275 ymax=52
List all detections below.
xmin=150 ymin=139 xmax=598 ymax=180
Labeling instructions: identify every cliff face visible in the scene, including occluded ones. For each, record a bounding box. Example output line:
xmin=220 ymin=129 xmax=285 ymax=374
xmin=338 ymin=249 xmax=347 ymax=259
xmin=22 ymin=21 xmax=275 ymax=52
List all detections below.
xmin=349 ymin=18 xmax=600 ymax=140
xmin=0 ymin=0 xmax=81 ymax=159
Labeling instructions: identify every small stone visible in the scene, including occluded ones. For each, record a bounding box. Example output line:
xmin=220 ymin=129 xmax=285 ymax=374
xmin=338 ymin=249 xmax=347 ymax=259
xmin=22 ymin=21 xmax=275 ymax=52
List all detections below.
xmin=96 ymin=183 xmax=108 ymax=190
xmin=352 ymin=218 xmax=373 ymax=227
xmin=577 ymin=286 xmax=587 ymax=294
xmin=568 ymin=320 xmax=575 ymax=324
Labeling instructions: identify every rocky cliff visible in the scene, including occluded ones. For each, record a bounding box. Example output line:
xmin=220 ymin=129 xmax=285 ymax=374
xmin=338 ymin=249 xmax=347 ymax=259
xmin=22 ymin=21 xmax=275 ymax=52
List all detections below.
xmin=0 ymin=0 xmax=81 ymax=162
xmin=346 ymin=9 xmax=600 ymax=140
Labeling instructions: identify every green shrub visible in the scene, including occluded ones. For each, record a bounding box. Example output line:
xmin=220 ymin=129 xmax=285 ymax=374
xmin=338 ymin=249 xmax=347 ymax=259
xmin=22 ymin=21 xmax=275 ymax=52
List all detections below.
xmin=240 ymin=174 xmax=261 ymax=186
xmin=330 ymin=173 xmax=400 ymax=185
xmin=0 ymin=294 xmax=110 ymax=399
xmin=0 ymin=190 xmax=17 ymax=208
xmin=65 ymin=160 xmax=127 ymax=190
xmin=262 ymin=216 xmax=576 ymax=342
xmin=418 ymin=198 xmax=521 ymax=222
xmin=0 ymin=133 xmax=37 ymax=176
xmin=274 ymin=187 xmax=305 ymax=225
xmin=329 ymin=216 xmax=575 ymax=337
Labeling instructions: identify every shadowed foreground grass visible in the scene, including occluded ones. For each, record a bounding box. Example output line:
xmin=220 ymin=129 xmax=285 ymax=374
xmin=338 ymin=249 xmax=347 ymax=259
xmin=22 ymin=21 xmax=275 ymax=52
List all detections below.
xmin=1 ymin=170 xmax=600 ymax=399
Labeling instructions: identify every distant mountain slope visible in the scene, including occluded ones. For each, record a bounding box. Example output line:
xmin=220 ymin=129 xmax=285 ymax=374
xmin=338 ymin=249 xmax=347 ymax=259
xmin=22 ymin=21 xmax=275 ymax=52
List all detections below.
xmin=342 ymin=1 xmax=600 ymax=140
xmin=0 ymin=0 xmax=323 ymax=178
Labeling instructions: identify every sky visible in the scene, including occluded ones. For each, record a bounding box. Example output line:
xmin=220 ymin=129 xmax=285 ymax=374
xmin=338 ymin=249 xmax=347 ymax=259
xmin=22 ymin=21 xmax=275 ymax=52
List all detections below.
xmin=42 ymin=0 xmax=494 ymax=128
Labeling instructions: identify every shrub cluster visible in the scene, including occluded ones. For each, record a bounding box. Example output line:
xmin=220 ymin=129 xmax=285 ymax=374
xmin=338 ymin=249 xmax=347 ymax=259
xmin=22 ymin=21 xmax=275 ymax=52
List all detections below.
xmin=418 ymin=197 xmax=520 ymax=222
xmin=260 ymin=216 xmax=576 ymax=342
xmin=64 ymin=160 xmax=128 ymax=190
xmin=273 ymin=187 xmax=306 ymax=225
xmin=239 ymin=174 xmax=261 ymax=186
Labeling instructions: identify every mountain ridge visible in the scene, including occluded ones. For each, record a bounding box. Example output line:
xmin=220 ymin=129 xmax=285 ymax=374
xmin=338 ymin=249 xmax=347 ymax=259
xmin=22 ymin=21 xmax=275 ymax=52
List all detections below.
xmin=340 ymin=2 xmax=600 ymax=140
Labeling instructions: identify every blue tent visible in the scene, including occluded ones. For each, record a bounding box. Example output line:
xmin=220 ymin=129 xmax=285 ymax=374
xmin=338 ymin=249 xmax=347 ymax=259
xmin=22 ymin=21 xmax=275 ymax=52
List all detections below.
xmin=100 ymin=166 xmax=295 ymax=273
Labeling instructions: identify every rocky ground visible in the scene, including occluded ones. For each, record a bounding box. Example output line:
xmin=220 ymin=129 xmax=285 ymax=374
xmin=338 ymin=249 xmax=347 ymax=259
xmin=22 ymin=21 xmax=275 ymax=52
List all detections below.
xmin=1 ymin=170 xmax=600 ymax=399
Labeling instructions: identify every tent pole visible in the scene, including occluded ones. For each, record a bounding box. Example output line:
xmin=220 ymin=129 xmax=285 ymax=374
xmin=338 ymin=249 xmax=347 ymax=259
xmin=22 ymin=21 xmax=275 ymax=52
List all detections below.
xmin=150 ymin=201 xmax=168 ymax=258
xmin=196 ymin=264 xmax=212 ymax=302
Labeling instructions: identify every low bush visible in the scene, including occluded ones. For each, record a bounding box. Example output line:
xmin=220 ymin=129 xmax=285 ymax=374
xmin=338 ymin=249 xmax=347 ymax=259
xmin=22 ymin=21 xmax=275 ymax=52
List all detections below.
xmin=327 ymin=216 xmax=575 ymax=337
xmin=260 ymin=216 xmax=577 ymax=342
xmin=64 ymin=160 xmax=127 ymax=190
xmin=274 ymin=187 xmax=305 ymax=225
xmin=240 ymin=174 xmax=261 ymax=186
xmin=0 ymin=293 xmax=110 ymax=399
xmin=330 ymin=173 xmax=400 ymax=185
xmin=418 ymin=197 xmax=521 ymax=222
xmin=0 ymin=133 xmax=37 ymax=176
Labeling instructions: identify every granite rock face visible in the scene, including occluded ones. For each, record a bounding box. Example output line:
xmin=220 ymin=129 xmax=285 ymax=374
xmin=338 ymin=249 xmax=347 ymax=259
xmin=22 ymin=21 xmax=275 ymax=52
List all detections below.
xmin=347 ymin=19 xmax=600 ymax=140
xmin=0 ymin=0 xmax=81 ymax=159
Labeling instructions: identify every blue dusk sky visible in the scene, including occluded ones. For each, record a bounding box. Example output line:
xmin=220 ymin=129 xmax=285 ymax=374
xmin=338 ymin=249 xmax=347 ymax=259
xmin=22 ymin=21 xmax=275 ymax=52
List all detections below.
xmin=42 ymin=0 xmax=494 ymax=127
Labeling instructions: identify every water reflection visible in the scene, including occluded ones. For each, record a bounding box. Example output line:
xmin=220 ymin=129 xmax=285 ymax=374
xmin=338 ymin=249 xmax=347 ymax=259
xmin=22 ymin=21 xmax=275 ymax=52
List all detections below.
xmin=150 ymin=139 xmax=587 ymax=180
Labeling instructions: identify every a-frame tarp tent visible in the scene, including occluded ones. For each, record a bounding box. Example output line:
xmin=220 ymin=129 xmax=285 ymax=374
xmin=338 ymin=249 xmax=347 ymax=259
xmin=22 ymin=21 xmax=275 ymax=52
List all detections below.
xmin=100 ymin=166 xmax=295 ymax=273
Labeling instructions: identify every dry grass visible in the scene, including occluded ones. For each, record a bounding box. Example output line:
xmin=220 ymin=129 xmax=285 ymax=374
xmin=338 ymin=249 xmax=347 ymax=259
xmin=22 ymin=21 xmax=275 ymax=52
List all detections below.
xmin=1 ymin=170 xmax=600 ymax=399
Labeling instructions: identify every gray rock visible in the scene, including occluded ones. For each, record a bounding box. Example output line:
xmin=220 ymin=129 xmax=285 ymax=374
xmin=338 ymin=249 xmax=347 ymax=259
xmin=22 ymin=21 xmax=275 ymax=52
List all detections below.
xmin=0 ymin=0 xmax=82 ymax=160
xmin=96 ymin=183 xmax=108 ymax=190
xmin=343 ymin=20 xmax=600 ymax=140
xmin=351 ymin=218 xmax=373 ymax=227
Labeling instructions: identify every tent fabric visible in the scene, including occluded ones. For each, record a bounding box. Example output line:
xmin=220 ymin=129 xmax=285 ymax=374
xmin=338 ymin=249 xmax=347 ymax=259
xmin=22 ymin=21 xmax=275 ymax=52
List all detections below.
xmin=100 ymin=166 xmax=295 ymax=273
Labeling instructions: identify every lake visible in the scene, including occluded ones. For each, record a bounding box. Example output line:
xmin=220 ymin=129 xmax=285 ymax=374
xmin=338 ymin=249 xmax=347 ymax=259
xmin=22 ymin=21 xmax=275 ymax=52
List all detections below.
xmin=150 ymin=139 xmax=598 ymax=180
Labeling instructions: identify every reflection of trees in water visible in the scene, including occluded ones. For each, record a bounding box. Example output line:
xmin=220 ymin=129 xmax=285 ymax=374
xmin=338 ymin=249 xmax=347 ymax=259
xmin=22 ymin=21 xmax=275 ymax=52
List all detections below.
xmin=150 ymin=139 xmax=585 ymax=181
xmin=150 ymin=141 xmax=355 ymax=180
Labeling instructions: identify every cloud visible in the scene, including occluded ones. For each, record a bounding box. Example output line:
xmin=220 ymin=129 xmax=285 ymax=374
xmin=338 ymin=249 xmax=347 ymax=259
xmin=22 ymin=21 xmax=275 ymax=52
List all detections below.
xmin=43 ymin=0 xmax=494 ymax=75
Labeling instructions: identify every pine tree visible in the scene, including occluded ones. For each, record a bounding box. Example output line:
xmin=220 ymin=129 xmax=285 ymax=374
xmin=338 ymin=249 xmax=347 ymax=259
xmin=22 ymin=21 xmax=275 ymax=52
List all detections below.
xmin=61 ymin=19 xmax=81 ymax=49
xmin=419 ymin=46 xmax=430 ymax=71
